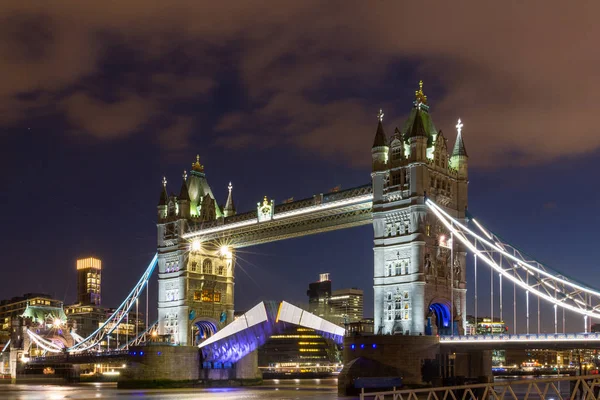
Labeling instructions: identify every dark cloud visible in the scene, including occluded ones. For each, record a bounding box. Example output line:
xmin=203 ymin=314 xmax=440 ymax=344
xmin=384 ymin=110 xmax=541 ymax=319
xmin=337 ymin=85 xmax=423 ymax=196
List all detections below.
xmin=1 ymin=1 xmax=599 ymax=166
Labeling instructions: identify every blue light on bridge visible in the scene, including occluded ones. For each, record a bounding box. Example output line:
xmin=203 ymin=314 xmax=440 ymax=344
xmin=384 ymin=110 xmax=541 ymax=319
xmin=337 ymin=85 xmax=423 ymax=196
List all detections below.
xmin=360 ymin=344 xmax=365 ymax=349
xmin=351 ymin=344 xmax=355 ymax=350
xmin=372 ymin=344 xmax=377 ymax=349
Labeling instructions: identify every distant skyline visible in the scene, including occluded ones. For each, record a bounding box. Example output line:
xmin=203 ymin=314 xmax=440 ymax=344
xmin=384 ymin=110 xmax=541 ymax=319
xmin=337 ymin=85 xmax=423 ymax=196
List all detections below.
xmin=1 ymin=2 xmax=600 ymax=333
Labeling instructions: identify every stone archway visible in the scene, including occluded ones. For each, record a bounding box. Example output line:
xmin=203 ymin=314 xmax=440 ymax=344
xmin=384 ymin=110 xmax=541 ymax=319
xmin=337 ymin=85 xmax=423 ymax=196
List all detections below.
xmin=425 ymin=299 xmax=455 ymax=336
xmin=191 ymin=317 xmax=219 ymax=346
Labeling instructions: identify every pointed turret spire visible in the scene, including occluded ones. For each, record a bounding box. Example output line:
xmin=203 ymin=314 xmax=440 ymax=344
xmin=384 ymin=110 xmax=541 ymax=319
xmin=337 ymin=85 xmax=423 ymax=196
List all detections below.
xmin=224 ymin=182 xmax=236 ymax=217
xmin=179 ymin=171 xmax=190 ymax=201
xmin=158 ymin=176 xmax=168 ymax=206
xmin=407 ymin=109 xmax=427 ymax=139
xmin=451 ymin=119 xmax=468 ymax=157
xmin=372 ymin=109 xmax=387 ymax=148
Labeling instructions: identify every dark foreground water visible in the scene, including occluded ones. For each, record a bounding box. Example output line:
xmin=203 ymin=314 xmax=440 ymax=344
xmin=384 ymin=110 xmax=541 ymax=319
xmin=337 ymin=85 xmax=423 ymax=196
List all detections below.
xmin=0 ymin=379 xmax=346 ymax=400
xmin=0 ymin=376 xmax=579 ymax=399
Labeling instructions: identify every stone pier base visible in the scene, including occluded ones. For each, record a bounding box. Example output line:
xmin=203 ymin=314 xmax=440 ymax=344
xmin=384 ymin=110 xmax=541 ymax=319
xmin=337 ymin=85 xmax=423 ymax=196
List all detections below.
xmin=119 ymin=345 xmax=200 ymax=387
xmin=119 ymin=345 xmax=261 ymax=388
xmin=338 ymin=335 xmax=492 ymax=395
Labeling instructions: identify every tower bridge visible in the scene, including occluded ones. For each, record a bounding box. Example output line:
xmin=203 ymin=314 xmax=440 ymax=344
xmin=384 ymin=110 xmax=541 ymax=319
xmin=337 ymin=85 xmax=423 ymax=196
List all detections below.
xmin=8 ymin=81 xmax=600 ymax=388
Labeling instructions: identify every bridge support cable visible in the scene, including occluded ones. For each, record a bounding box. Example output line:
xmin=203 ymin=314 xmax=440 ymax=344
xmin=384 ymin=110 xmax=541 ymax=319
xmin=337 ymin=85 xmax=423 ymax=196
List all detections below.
xmin=26 ymin=330 xmax=64 ymax=353
xmin=67 ymin=253 xmax=158 ymax=353
xmin=118 ymin=320 xmax=158 ymax=350
xmin=1 ymin=339 xmax=9 ymax=353
xmin=474 ymin=254 xmax=478 ymax=332
xmin=426 ymin=200 xmax=600 ymax=321
xmin=71 ymin=331 xmax=85 ymax=344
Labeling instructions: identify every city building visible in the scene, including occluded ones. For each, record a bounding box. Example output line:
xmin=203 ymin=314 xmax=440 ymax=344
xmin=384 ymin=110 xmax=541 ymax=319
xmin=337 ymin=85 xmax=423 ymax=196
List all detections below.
xmin=306 ymin=273 xmax=332 ymax=319
xmin=346 ymin=318 xmax=374 ymax=336
xmin=371 ymin=82 xmax=468 ymax=335
xmin=0 ymin=293 xmax=63 ymax=333
xmin=77 ymin=257 xmax=102 ymax=305
xmin=258 ymin=325 xmax=341 ymax=376
xmin=329 ymin=288 xmax=364 ymax=326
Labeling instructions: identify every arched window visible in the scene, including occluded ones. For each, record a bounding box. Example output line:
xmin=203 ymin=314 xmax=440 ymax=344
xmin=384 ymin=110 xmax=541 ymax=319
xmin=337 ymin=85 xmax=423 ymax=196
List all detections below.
xmin=218 ymin=266 xmax=224 ymax=275
xmin=202 ymin=259 xmax=212 ymax=274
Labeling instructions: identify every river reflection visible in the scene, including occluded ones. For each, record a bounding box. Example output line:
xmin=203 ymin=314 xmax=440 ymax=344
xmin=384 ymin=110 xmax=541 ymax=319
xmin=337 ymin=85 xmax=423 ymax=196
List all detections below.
xmin=0 ymin=379 xmax=343 ymax=400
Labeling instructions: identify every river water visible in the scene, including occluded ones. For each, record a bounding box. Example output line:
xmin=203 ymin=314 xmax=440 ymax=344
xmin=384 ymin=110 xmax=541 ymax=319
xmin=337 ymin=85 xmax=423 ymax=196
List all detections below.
xmin=0 ymin=379 xmax=344 ymax=400
xmin=0 ymin=376 xmax=581 ymax=399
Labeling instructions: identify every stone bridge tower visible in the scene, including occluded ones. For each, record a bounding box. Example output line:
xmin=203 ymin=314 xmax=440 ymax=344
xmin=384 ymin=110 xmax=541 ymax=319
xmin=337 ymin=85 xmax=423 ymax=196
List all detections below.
xmin=156 ymin=157 xmax=236 ymax=346
xmin=371 ymin=82 xmax=468 ymax=336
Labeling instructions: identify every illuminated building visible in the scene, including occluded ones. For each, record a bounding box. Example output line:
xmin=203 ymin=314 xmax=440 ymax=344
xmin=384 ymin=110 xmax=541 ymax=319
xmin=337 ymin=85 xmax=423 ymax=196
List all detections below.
xmin=476 ymin=318 xmax=507 ymax=335
xmin=258 ymin=325 xmax=341 ymax=375
xmin=0 ymin=293 xmax=63 ymax=332
xmin=371 ymin=82 xmax=468 ymax=335
xmin=307 ymin=273 xmax=332 ymax=319
xmin=77 ymin=257 xmax=102 ymax=305
xmin=329 ymin=288 xmax=363 ymax=326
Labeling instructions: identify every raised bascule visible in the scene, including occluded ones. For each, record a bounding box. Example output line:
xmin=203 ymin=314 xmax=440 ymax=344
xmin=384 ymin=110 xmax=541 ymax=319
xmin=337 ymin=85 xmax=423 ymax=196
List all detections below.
xmin=10 ymin=82 xmax=600 ymax=390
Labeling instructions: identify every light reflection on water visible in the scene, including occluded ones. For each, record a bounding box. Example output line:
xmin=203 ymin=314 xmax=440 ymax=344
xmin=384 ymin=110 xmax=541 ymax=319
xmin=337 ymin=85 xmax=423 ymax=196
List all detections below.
xmin=0 ymin=379 xmax=341 ymax=400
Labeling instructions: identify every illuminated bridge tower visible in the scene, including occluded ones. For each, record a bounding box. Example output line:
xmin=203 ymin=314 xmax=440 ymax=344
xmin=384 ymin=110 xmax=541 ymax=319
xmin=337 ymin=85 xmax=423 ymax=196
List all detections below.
xmin=156 ymin=156 xmax=235 ymax=346
xmin=371 ymin=82 xmax=468 ymax=336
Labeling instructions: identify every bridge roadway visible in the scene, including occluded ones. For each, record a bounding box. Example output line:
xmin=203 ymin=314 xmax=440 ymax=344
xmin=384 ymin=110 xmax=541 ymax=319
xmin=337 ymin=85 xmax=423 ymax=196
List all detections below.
xmin=28 ymin=349 xmax=130 ymax=365
xmin=440 ymin=332 xmax=600 ymax=350
xmin=182 ymin=184 xmax=373 ymax=247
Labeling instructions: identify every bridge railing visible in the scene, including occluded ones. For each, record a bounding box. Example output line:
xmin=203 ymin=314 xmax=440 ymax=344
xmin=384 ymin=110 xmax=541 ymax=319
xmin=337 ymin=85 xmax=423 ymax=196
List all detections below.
xmin=359 ymin=374 xmax=600 ymax=400
xmin=440 ymin=332 xmax=600 ymax=342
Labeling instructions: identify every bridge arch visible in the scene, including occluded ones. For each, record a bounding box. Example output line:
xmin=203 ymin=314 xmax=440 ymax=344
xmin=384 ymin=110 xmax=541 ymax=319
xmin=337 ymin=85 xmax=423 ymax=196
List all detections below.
xmin=426 ymin=298 xmax=454 ymax=336
xmin=191 ymin=317 xmax=219 ymax=345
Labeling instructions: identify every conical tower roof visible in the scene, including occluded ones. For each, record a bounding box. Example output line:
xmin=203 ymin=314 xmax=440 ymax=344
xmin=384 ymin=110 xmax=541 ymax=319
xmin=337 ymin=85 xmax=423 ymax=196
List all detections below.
xmin=158 ymin=177 xmax=168 ymax=206
xmin=179 ymin=172 xmax=190 ymax=201
xmin=372 ymin=109 xmax=388 ymax=148
xmin=224 ymin=182 xmax=236 ymax=217
xmin=451 ymin=119 xmax=468 ymax=158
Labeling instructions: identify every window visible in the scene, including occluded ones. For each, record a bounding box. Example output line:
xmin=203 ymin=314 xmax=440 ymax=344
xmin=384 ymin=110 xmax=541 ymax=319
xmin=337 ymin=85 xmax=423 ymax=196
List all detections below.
xmin=391 ymin=173 xmax=402 ymax=186
xmin=191 ymin=261 xmax=197 ymax=272
xmin=218 ymin=266 xmax=224 ymax=275
xmin=201 ymin=290 xmax=221 ymax=303
xmin=194 ymin=291 xmax=202 ymax=301
xmin=391 ymin=146 xmax=402 ymax=161
xmin=395 ymin=263 xmax=401 ymax=276
xmin=202 ymin=259 xmax=212 ymax=274
xmin=201 ymin=290 xmax=213 ymax=302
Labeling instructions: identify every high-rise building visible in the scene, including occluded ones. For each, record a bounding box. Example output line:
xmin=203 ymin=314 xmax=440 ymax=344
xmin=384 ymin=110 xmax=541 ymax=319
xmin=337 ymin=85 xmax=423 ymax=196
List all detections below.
xmin=371 ymin=81 xmax=468 ymax=335
xmin=306 ymin=273 xmax=332 ymax=319
xmin=77 ymin=257 xmax=102 ymax=305
xmin=329 ymin=288 xmax=363 ymax=325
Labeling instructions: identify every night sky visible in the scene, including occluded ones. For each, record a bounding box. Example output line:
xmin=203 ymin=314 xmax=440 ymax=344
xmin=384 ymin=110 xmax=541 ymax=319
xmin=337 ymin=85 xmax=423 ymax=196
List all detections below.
xmin=1 ymin=2 xmax=600 ymax=333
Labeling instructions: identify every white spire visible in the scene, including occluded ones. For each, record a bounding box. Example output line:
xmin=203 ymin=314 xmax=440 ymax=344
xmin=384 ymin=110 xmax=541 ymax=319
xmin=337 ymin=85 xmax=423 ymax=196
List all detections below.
xmin=224 ymin=181 xmax=236 ymax=217
xmin=456 ymin=118 xmax=463 ymax=137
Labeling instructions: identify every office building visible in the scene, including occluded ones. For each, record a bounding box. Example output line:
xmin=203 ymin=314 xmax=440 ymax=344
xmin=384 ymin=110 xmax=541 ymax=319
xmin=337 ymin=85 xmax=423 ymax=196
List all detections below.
xmin=77 ymin=257 xmax=102 ymax=305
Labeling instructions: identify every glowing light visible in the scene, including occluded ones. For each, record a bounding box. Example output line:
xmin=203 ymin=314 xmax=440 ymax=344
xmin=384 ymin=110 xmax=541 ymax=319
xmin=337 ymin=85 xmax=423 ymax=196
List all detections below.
xmin=76 ymin=257 xmax=102 ymax=271
xmin=220 ymin=245 xmax=231 ymax=257
xmin=151 ymin=331 xmax=158 ymax=337
xmin=53 ymin=318 xmax=62 ymax=328
xmin=191 ymin=239 xmax=202 ymax=252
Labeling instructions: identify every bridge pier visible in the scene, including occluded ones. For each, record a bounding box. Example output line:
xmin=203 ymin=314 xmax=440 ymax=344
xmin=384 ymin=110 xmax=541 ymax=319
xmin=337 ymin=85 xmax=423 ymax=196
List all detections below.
xmin=339 ymin=335 xmax=492 ymax=395
xmin=118 ymin=345 xmax=261 ymax=388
